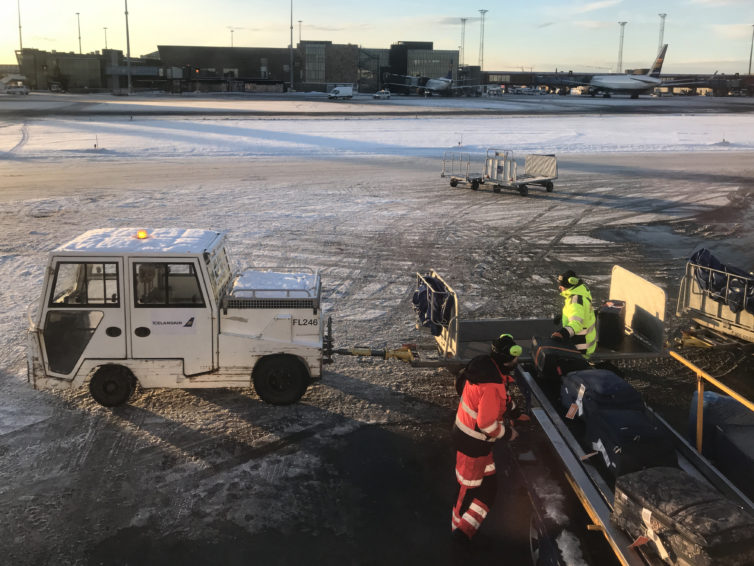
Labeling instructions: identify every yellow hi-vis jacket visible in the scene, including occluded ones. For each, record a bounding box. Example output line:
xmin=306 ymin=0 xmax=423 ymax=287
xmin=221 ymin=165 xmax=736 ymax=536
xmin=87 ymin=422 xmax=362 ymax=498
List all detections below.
xmin=558 ymin=283 xmax=597 ymax=357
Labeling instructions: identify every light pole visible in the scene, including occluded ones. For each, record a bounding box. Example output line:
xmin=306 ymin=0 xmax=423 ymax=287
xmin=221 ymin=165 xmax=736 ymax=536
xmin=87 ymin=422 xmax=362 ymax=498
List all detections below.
xmin=125 ymin=0 xmax=132 ymax=94
xmin=749 ymin=24 xmax=754 ymax=75
xmin=104 ymin=27 xmax=108 ymax=50
xmin=478 ymin=9 xmax=488 ymax=70
xmin=460 ymin=18 xmax=467 ymax=67
xmin=617 ymin=21 xmax=627 ymax=73
xmin=76 ymin=12 xmax=82 ymax=54
xmin=289 ymin=0 xmax=294 ymax=90
xmin=658 ymin=13 xmax=667 ymax=55
xmin=298 ymin=20 xmax=302 ymax=43
xmin=17 ymin=0 xmax=23 ymax=51
xmin=231 ymin=28 xmax=234 ymax=47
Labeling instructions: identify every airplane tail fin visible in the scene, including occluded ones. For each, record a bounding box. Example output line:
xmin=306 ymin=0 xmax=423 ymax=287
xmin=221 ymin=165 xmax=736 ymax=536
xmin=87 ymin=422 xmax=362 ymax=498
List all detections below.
xmin=649 ymin=44 xmax=668 ymax=78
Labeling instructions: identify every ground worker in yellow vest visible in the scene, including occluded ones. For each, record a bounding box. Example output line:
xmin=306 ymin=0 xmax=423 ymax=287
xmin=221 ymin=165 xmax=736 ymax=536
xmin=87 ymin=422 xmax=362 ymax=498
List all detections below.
xmin=551 ymin=270 xmax=597 ymax=358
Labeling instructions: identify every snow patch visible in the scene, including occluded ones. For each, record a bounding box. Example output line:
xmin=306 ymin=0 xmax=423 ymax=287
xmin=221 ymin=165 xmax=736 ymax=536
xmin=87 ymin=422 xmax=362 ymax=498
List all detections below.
xmin=556 ymin=530 xmax=588 ymax=566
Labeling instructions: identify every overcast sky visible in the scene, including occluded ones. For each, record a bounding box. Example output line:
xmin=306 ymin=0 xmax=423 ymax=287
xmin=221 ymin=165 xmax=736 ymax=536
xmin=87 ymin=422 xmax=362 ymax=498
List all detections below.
xmin=2 ymin=0 xmax=753 ymax=74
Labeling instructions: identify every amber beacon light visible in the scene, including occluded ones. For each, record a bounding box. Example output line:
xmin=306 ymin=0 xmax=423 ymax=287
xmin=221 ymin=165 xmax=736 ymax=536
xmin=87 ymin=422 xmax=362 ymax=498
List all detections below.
xmin=135 ymin=230 xmax=149 ymax=240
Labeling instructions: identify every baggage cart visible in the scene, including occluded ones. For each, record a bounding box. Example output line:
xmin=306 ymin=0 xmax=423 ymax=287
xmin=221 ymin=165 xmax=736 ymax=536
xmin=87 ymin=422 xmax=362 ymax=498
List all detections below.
xmin=440 ymin=151 xmax=484 ymax=190
xmin=676 ymin=253 xmax=754 ymax=345
xmin=483 ymin=148 xmax=558 ymax=196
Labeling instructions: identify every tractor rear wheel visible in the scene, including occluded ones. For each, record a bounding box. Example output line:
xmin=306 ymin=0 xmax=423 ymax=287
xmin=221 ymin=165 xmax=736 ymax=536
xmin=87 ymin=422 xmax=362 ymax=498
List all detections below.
xmin=89 ymin=365 xmax=136 ymax=407
xmin=253 ymin=356 xmax=310 ymax=405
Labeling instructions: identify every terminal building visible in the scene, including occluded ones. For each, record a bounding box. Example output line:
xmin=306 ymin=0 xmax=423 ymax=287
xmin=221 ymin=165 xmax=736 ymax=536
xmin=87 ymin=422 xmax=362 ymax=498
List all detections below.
xmin=11 ymin=41 xmax=753 ymax=96
xmin=14 ymin=41 xmax=458 ymax=95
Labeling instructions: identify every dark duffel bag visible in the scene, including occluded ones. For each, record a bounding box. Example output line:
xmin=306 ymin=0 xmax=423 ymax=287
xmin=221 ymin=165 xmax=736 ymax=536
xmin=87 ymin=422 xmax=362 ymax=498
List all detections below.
xmin=585 ymin=408 xmax=677 ymax=478
xmin=612 ymin=466 xmax=754 ymax=566
xmin=560 ymin=368 xmax=644 ymax=418
xmin=531 ymin=335 xmax=589 ymax=380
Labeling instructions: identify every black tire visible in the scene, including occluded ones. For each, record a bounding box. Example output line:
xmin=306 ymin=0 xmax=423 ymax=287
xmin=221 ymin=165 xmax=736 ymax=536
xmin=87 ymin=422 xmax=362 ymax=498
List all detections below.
xmin=493 ymin=186 xmax=501 ymax=193
xmin=450 ymin=179 xmax=458 ymax=187
xmin=89 ymin=365 xmax=135 ymax=407
xmin=471 ymin=180 xmax=479 ymax=191
xmin=519 ymin=184 xmax=529 ymax=196
xmin=253 ymin=355 xmax=309 ymax=405
xmin=545 ymin=181 xmax=554 ymax=192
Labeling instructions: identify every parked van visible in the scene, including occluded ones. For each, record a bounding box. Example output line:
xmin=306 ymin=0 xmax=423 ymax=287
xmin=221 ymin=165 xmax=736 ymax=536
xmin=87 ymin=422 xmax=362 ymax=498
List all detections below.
xmin=5 ymin=85 xmax=29 ymax=95
xmin=328 ymin=86 xmax=353 ymax=99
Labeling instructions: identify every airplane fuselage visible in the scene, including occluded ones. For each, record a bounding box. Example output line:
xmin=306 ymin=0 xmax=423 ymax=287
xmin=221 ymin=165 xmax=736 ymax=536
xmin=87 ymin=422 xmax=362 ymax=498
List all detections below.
xmin=588 ymin=74 xmax=661 ymax=94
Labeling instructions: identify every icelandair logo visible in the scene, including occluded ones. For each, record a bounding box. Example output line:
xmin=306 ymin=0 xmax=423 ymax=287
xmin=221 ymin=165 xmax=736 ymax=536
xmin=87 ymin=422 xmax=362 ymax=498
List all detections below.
xmin=151 ymin=317 xmax=195 ymax=327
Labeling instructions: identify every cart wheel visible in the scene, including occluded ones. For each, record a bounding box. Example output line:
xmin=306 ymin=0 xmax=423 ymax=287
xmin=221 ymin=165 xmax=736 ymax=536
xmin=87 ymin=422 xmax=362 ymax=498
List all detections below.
xmin=518 ymin=185 xmax=529 ymax=196
xmin=493 ymin=186 xmax=501 ymax=193
xmin=545 ymin=181 xmax=554 ymax=192
xmin=450 ymin=179 xmax=458 ymax=187
xmin=471 ymin=180 xmax=479 ymax=191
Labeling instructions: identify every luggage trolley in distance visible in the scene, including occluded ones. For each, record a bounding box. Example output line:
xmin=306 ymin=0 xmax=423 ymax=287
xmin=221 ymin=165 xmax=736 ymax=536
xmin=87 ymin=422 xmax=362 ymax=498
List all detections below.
xmin=440 ymin=151 xmax=484 ymax=191
xmin=483 ymin=148 xmax=558 ymax=196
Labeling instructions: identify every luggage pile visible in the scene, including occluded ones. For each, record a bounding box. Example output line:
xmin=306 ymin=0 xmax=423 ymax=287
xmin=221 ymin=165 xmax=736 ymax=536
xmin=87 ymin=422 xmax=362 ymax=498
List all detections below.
xmin=559 ymin=368 xmax=678 ymax=478
xmin=412 ymin=275 xmax=454 ymax=336
xmin=613 ymin=467 xmax=754 ymax=565
xmin=529 ymin=340 xmax=754 ymax=564
xmin=689 ymin=248 xmax=754 ymax=315
xmin=688 ymin=391 xmax=754 ymax=502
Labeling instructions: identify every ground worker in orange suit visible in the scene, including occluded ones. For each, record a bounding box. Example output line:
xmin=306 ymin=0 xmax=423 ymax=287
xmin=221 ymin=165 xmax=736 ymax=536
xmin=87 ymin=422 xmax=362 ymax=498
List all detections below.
xmin=451 ymin=333 xmax=527 ymax=544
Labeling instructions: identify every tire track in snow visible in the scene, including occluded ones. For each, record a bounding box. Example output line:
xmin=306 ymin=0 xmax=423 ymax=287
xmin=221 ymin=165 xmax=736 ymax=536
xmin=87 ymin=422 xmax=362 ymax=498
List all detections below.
xmin=8 ymin=123 xmax=29 ymax=154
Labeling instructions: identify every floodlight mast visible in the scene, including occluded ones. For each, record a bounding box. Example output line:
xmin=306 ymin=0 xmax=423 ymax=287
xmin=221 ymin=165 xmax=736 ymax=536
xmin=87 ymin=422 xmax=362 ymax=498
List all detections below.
xmin=289 ymin=0 xmax=294 ymax=90
xmin=617 ymin=21 xmax=627 ymax=73
xmin=460 ymin=18 xmax=467 ymax=67
xmin=478 ymin=9 xmax=488 ymax=70
xmin=125 ymin=0 xmax=132 ymax=94
xmin=17 ymin=0 xmax=23 ymax=51
xmin=76 ymin=12 xmax=82 ymax=54
xmin=658 ymin=13 xmax=667 ymax=54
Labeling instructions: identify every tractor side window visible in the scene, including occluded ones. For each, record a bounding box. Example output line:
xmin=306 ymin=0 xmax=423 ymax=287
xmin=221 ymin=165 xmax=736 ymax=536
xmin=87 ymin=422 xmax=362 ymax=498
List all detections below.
xmin=50 ymin=262 xmax=119 ymax=307
xmin=134 ymin=263 xmax=205 ymax=307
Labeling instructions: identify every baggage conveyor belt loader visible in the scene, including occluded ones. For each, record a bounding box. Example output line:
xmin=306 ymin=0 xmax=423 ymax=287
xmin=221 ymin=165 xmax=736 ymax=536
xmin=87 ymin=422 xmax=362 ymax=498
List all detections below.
xmin=336 ymin=266 xmax=754 ymax=565
xmin=406 ymin=267 xmax=754 ymax=566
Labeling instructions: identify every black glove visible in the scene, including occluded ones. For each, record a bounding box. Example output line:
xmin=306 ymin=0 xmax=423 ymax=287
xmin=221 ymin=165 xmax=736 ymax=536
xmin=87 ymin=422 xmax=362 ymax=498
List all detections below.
xmin=550 ymin=331 xmax=564 ymax=341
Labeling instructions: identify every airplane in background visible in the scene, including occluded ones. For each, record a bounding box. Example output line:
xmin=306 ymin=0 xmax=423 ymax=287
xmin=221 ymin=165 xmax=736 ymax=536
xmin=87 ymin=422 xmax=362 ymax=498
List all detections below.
xmin=543 ymin=44 xmax=668 ymax=99
xmin=384 ymin=67 xmax=478 ymax=96
xmin=421 ymin=75 xmax=453 ymax=95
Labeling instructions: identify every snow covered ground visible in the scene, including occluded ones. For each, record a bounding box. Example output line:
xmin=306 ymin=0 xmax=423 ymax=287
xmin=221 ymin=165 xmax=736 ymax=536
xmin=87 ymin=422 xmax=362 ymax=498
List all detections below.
xmin=1 ymin=95 xmax=753 ymax=565
xmin=2 ymin=105 xmax=753 ymax=160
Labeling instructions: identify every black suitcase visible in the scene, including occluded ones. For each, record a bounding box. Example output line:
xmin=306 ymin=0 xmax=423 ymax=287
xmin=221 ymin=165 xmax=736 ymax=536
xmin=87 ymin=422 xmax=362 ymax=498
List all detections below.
xmin=612 ymin=467 xmax=754 ymax=566
xmin=598 ymin=299 xmax=626 ymax=349
xmin=714 ymin=424 xmax=754 ymax=501
xmin=560 ymin=369 xmax=644 ymax=418
xmin=531 ymin=335 xmax=590 ymax=380
xmin=585 ymin=408 xmax=678 ymax=478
